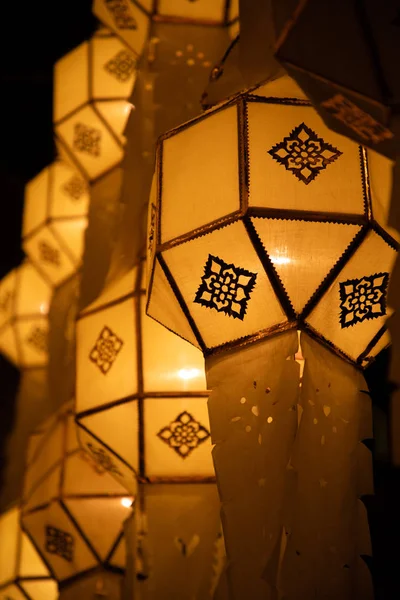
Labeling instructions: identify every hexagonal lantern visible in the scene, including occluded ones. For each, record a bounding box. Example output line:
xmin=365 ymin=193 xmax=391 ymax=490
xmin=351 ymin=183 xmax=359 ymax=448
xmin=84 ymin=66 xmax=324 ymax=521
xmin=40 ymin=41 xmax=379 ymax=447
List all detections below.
xmin=92 ymin=0 xmax=238 ymax=57
xmin=54 ymin=27 xmax=136 ymax=182
xmin=23 ymin=161 xmax=89 ymax=288
xmin=0 ymin=261 xmax=52 ymax=368
xmin=75 ymin=260 xmax=213 ymax=495
xmin=21 ymin=402 xmax=132 ymax=587
xmin=147 ymin=74 xmax=398 ymax=366
xmin=0 ymin=507 xmax=58 ymax=600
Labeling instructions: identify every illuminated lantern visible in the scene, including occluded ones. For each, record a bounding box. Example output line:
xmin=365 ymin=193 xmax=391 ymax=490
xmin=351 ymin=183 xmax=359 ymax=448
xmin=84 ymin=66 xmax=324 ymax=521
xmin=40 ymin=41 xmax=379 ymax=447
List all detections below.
xmin=0 ymin=507 xmax=58 ymax=600
xmin=92 ymin=0 xmax=238 ymax=58
xmin=21 ymin=402 xmax=132 ymax=595
xmin=273 ymin=0 xmax=400 ymax=159
xmin=146 ymin=74 xmax=397 ymax=597
xmin=75 ymin=261 xmax=222 ymax=597
xmin=54 ymin=27 xmax=136 ymax=183
xmin=22 ymin=162 xmax=89 ymax=288
xmin=0 ymin=261 xmax=52 ymax=368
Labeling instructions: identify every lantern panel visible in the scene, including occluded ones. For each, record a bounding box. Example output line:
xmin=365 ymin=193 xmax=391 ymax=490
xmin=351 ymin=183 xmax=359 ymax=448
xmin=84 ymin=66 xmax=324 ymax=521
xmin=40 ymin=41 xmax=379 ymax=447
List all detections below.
xmin=77 ymin=401 xmax=140 ymax=474
xmin=20 ymin=532 xmax=51 ymax=578
xmin=94 ymin=100 xmax=131 ymax=142
xmin=1 ymin=584 xmax=27 ymax=600
xmin=80 ymin=268 xmax=136 ymax=315
xmin=24 ymin=469 xmax=62 ymax=514
xmin=22 ymin=501 xmax=98 ymax=582
xmin=92 ymin=36 xmax=137 ymax=99
xmin=0 ymin=271 xmax=17 ymax=329
xmin=63 ymin=497 xmax=129 ymax=561
xmin=15 ymin=263 xmax=52 ymax=318
xmin=23 ymin=168 xmax=49 ymax=237
xmin=160 ymin=104 xmax=240 ymax=244
xmin=20 ymin=580 xmax=58 ymax=600
xmin=92 ymin=0 xmax=150 ymax=58
xmin=368 ymin=150 xmax=399 ymax=241
xmin=23 ymin=228 xmax=76 ymax=287
xmin=246 ymin=101 xmax=365 ymax=215
xmin=141 ymin=301 xmax=206 ymax=392
xmin=63 ymin=452 xmax=127 ymax=496
xmin=49 ymin=163 xmax=89 ymax=219
xmin=157 ymin=0 xmax=227 ymax=22
xmin=147 ymin=258 xmax=202 ymax=348
xmin=144 ymin=396 xmax=213 ymax=478
xmin=252 ymin=74 xmax=308 ymax=101
xmin=0 ymin=508 xmax=19 ymax=586
xmin=76 ymin=298 xmax=138 ymax=412
xmin=0 ymin=325 xmax=19 ymax=365
xmin=306 ymin=230 xmax=397 ymax=361
xmin=55 ymin=104 xmax=125 ymax=181
xmin=108 ymin=536 xmax=126 ymax=569
xmin=52 ymin=218 xmax=88 ymax=264
xmin=251 ymin=218 xmax=362 ymax=314
xmin=16 ymin=318 xmax=49 ymax=368
xmin=54 ymin=43 xmax=89 ymax=122
xmin=162 ymin=221 xmax=287 ymax=349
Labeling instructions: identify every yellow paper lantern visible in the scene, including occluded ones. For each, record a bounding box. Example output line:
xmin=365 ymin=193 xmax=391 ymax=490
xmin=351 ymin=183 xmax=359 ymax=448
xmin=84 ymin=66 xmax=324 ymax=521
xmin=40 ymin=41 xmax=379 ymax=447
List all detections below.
xmin=146 ymin=74 xmax=397 ymax=364
xmin=75 ymin=261 xmax=212 ymax=495
xmin=0 ymin=507 xmax=58 ymax=600
xmin=54 ymin=27 xmax=136 ymax=183
xmin=22 ymin=162 xmax=89 ymax=288
xmin=0 ymin=261 xmax=52 ymax=368
xmin=21 ymin=402 xmax=132 ymax=586
xmin=92 ymin=0 xmax=238 ymax=57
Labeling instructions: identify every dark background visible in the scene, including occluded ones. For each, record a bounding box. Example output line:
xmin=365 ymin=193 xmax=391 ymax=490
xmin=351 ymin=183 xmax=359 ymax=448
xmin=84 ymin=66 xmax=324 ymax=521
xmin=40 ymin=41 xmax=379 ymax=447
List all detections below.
xmin=0 ymin=2 xmax=398 ymax=598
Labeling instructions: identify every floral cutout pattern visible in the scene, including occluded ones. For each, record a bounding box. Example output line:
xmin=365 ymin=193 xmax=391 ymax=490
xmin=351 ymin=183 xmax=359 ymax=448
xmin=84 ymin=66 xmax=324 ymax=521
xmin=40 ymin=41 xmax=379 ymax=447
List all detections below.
xmin=38 ymin=240 xmax=61 ymax=267
xmin=63 ymin=175 xmax=87 ymax=201
xmin=194 ymin=254 xmax=257 ymax=320
xmin=73 ymin=123 xmax=101 ymax=157
xmin=104 ymin=50 xmax=136 ymax=83
xmin=86 ymin=442 xmax=123 ymax=477
xmin=105 ymin=0 xmax=138 ymax=29
xmin=89 ymin=326 xmax=124 ymax=374
xmin=339 ymin=272 xmax=389 ymax=328
xmin=157 ymin=411 xmax=210 ymax=458
xmin=321 ymin=94 xmax=394 ymax=145
xmin=268 ymin=122 xmax=342 ymax=184
xmin=26 ymin=326 xmax=48 ymax=354
xmin=45 ymin=525 xmax=74 ymax=563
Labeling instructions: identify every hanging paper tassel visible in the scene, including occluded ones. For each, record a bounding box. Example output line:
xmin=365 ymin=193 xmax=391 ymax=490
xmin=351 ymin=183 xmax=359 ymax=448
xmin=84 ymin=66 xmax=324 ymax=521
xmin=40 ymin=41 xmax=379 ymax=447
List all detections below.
xmin=280 ymin=333 xmax=374 ymax=600
xmin=205 ymin=330 xmax=299 ymax=599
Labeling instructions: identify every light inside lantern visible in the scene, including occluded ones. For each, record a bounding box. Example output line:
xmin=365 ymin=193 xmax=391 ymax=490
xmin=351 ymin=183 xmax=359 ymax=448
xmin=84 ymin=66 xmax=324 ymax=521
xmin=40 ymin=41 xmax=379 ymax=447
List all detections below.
xmin=121 ymin=498 xmax=134 ymax=508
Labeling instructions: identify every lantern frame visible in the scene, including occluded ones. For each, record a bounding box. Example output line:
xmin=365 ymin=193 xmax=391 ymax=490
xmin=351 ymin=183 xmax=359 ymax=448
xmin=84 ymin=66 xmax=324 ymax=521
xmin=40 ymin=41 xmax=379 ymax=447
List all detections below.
xmin=147 ymin=83 xmax=398 ymax=368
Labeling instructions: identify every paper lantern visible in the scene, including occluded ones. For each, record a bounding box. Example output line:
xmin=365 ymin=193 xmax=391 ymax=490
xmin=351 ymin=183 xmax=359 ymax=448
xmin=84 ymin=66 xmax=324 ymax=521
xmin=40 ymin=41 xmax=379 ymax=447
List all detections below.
xmin=146 ymin=74 xmax=397 ymax=597
xmin=92 ymin=0 xmax=238 ymax=58
xmin=146 ymin=74 xmax=397 ymax=364
xmin=75 ymin=260 xmax=213 ymax=496
xmin=22 ymin=162 xmax=89 ymax=288
xmin=273 ymin=0 xmax=400 ymax=159
xmin=0 ymin=507 xmax=58 ymax=600
xmin=21 ymin=402 xmax=132 ymax=587
xmin=54 ymin=27 xmax=136 ymax=183
xmin=0 ymin=261 xmax=52 ymax=368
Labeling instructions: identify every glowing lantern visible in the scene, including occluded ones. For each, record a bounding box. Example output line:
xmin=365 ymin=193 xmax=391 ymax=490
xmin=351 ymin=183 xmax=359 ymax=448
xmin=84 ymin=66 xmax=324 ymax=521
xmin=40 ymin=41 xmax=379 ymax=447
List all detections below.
xmin=146 ymin=74 xmax=397 ymax=597
xmin=0 ymin=261 xmax=52 ymax=368
xmin=92 ymin=0 xmax=238 ymax=58
xmin=54 ymin=27 xmax=136 ymax=183
xmin=21 ymin=402 xmax=132 ymax=590
xmin=22 ymin=162 xmax=89 ymax=288
xmin=75 ymin=260 xmax=212 ymax=494
xmin=0 ymin=507 xmax=58 ymax=600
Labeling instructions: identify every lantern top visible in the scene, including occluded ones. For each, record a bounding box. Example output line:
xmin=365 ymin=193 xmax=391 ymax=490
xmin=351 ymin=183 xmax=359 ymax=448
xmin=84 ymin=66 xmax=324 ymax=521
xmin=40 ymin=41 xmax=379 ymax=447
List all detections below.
xmin=147 ymin=74 xmax=397 ymax=366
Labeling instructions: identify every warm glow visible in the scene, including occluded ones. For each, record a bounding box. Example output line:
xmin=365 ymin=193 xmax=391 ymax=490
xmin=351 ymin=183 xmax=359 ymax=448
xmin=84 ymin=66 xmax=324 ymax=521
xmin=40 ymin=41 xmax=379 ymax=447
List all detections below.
xmin=40 ymin=302 xmax=48 ymax=314
xmin=121 ymin=497 xmax=133 ymax=508
xmin=270 ymin=255 xmax=291 ymax=265
xmin=178 ymin=368 xmax=202 ymax=380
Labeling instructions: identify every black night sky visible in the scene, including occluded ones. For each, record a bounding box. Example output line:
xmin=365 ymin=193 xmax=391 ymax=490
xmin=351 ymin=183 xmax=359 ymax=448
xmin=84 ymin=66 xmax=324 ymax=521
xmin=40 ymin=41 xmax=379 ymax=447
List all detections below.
xmin=0 ymin=3 xmax=399 ymax=598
